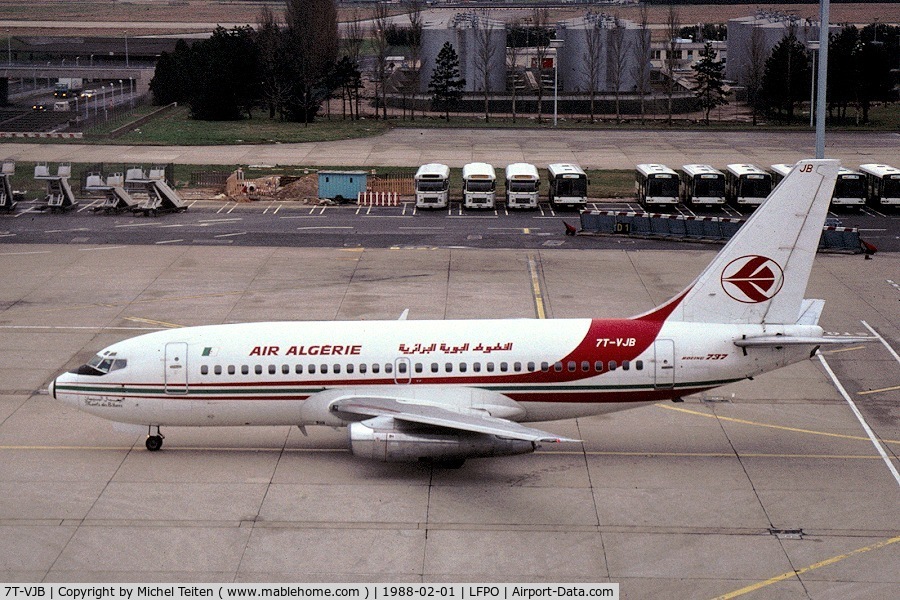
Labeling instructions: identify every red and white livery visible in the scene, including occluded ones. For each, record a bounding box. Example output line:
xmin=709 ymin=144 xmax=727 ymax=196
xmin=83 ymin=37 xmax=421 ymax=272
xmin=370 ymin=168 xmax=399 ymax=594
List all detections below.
xmin=50 ymin=160 xmax=869 ymax=467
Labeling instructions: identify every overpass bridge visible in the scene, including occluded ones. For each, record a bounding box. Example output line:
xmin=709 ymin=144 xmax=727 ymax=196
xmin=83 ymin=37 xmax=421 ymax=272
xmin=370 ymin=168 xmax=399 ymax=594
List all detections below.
xmin=0 ymin=63 xmax=155 ymax=96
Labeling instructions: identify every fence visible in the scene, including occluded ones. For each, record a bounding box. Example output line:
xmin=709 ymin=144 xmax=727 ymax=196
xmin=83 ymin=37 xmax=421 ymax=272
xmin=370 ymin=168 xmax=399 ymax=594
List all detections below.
xmin=579 ymin=210 xmax=864 ymax=253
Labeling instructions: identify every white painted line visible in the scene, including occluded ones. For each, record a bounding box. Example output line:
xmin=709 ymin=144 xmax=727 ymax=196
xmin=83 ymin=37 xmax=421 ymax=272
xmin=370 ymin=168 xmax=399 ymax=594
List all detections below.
xmin=861 ymin=320 xmax=900 ymax=364
xmin=77 ymin=200 xmax=100 ymax=213
xmin=214 ymin=231 xmax=247 ymax=238
xmin=77 ymin=246 xmax=128 ymax=252
xmin=0 ymin=233 xmax=16 ymax=238
xmin=296 ymin=226 xmax=353 ymax=231
xmin=115 ymin=222 xmax=162 ymax=228
xmin=155 ymin=239 xmax=183 ymax=244
xmin=13 ymin=207 xmax=37 ymax=218
xmin=0 ymin=250 xmax=52 ymax=256
xmin=0 ymin=325 xmax=161 ymax=331
xmin=818 ymin=353 xmax=900 ymax=490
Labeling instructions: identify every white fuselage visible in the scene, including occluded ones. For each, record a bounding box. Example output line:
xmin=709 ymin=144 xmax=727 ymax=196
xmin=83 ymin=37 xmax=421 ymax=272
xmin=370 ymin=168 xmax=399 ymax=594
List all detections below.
xmin=51 ymin=317 xmax=820 ymax=429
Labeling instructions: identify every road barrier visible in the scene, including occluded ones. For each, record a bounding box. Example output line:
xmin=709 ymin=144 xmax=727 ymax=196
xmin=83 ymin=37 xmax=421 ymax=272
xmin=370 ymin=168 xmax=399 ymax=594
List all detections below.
xmin=357 ymin=191 xmax=400 ymax=206
xmin=579 ymin=210 xmax=864 ymax=253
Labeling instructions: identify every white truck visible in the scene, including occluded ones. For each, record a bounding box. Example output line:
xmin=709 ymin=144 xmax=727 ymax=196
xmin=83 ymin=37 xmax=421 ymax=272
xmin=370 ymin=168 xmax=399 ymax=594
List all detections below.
xmin=414 ymin=163 xmax=450 ymax=209
xmin=462 ymin=162 xmax=496 ymax=209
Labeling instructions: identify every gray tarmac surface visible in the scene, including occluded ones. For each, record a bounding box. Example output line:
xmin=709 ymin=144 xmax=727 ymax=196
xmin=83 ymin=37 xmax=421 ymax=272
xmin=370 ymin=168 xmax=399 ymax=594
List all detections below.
xmin=0 ymin=242 xmax=898 ymax=595
xmin=1 ymin=129 xmax=898 ymax=169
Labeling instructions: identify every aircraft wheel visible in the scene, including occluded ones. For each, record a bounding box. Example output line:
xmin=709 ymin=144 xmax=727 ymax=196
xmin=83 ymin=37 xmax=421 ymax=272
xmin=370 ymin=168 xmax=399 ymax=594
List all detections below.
xmin=145 ymin=435 xmax=164 ymax=451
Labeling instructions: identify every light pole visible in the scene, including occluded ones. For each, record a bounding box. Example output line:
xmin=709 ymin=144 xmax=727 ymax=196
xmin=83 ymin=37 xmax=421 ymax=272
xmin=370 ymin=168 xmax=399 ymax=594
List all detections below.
xmin=806 ymin=40 xmax=818 ymax=128
xmin=815 ymin=0 xmax=830 ymax=159
xmin=124 ymin=31 xmax=129 ymax=67
xmin=549 ymin=38 xmax=564 ymax=127
xmin=6 ymin=29 xmax=10 ymax=66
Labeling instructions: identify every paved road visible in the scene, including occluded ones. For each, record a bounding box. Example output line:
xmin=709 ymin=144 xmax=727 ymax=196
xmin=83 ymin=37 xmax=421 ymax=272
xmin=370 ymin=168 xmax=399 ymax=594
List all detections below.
xmin=1 ymin=129 xmax=897 ymax=169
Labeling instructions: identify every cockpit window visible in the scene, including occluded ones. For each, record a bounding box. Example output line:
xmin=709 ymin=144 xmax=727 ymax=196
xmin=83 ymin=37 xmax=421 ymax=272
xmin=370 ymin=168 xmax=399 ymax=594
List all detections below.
xmin=72 ymin=351 xmax=127 ymax=376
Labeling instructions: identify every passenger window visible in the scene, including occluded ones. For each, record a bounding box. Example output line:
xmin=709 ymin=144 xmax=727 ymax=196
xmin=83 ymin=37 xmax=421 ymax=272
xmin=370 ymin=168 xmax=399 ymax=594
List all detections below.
xmin=459 ymin=363 xmax=467 ymax=372
xmin=486 ymin=362 xmax=495 ymax=372
xmin=255 ymin=365 xmax=262 ymax=375
xmin=554 ymin=362 xmax=563 ymax=372
xmin=513 ymin=362 xmax=522 ymax=372
xmin=384 ymin=363 xmax=393 ymax=374
xmin=581 ymin=361 xmax=590 ymax=372
xmin=527 ymin=362 xmax=536 ymax=372
xmin=214 ymin=365 xmax=222 ymax=375
xmin=473 ymin=362 xmax=481 ymax=373
xmin=445 ymin=362 xmax=453 ymax=373
xmin=500 ymin=362 xmax=508 ymax=372
xmin=567 ymin=361 xmax=576 ymax=372
xmin=333 ymin=364 xmax=341 ymax=374
xmin=622 ymin=361 xmax=630 ymax=371
xmin=242 ymin=365 xmax=249 ymax=375
xmin=431 ymin=363 xmax=439 ymax=373
xmin=636 ymin=360 xmax=644 ymax=370
xmin=347 ymin=364 xmax=355 ymax=374
xmin=414 ymin=363 xmax=423 ymax=373
xmin=228 ymin=365 xmax=236 ymax=375
xmin=201 ymin=365 xmax=209 ymax=375
xmin=359 ymin=364 xmax=367 ymax=374
xmin=609 ymin=361 xmax=617 ymax=371
xmin=318 ymin=364 xmax=327 ymax=374
xmin=295 ymin=364 xmax=302 ymax=374
xmin=397 ymin=362 xmax=406 ymax=374
xmin=307 ymin=364 xmax=315 ymax=374
xmin=595 ymin=361 xmax=604 ymax=372
xmin=541 ymin=362 xmax=550 ymax=372
xmin=282 ymin=364 xmax=289 ymax=375
xmin=267 ymin=365 xmax=276 ymax=375
xmin=372 ymin=363 xmax=380 ymax=374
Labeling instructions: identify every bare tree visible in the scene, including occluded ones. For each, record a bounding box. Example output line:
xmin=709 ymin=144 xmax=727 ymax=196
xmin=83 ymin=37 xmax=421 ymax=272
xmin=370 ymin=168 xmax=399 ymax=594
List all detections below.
xmin=745 ymin=25 xmax=766 ymax=126
xmin=343 ymin=8 xmax=365 ymax=120
xmin=630 ymin=4 xmax=652 ymax=124
xmin=506 ymin=21 xmax=521 ymax=123
xmin=664 ymin=4 xmax=681 ymax=124
xmin=532 ymin=7 xmax=551 ymax=124
xmin=472 ymin=13 xmax=499 ymax=122
xmin=609 ymin=19 xmax=632 ymax=124
xmin=257 ymin=5 xmax=288 ymax=120
xmin=404 ymin=0 xmax=424 ymax=121
xmin=372 ymin=1 xmax=391 ymax=120
xmin=582 ymin=20 xmax=603 ymax=123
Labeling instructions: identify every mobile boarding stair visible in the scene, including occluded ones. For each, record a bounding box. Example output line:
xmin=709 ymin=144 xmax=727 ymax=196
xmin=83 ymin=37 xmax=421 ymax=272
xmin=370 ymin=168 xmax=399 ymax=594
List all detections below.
xmin=0 ymin=160 xmax=17 ymax=212
xmin=35 ymin=162 xmax=78 ymax=212
xmin=126 ymin=165 xmax=187 ymax=216
xmin=85 ymin=172 xmax=140 ymax=214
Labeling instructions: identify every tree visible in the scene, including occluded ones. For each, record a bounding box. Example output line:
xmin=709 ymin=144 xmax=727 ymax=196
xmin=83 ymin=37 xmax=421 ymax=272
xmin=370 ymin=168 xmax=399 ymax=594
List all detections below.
xmin=188 ymin=26 xmax=259 ymax=121
xmin=256 ymin=6 xmax=289 ymax=120
xmin=745 ymin=26 xmax=767 ymax=125
xmin=505 ymin=21 xmax=522 ymax=123
xmin=761 ymin=31 xmax=811 ymax=122
xmin=692 ymin=42 xmax=728 ymax=124
xmin=855 ymin=22 xmax=897 ymax=124
xmin=282 ymin=0 xmax=339 ymax=124
xmin=371 ymin=1 xmax=391 ymax=120
xmin=581 ymin=21 xmax=602 ymax=123
xmin=149 ymin=39 xmax=192 ymax=106
xmin=609 ymin=20 xmax=632 ymax=124
xmin=342 ymin=9 xmax=365 ymax=120
xmin=664 ymin=4 xmax=681 ymax=124
xmin=630 ymin=4 xmax=652 ymax=124
xmin=472 ymin=13 xmax=499 ymax=122
xmin=531 ymin=8 xmax=552 ymax=124
xmin=404 ymin=0 xmax=424 ymax=121
xmin=428 ymin=42 xmax=465 ymax=120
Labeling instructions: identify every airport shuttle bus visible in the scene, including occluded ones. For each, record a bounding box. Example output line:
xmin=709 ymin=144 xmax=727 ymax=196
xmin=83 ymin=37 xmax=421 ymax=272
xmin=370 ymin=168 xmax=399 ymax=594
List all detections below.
xmin=635 ymin=163 xmax=680 ymax=208
xmin=547 ymin=163 xmax=588 ymax=209
xmin=769 ymin=163 xmax=793 ymax=186
xmin=504 ymin=163 xmax=540 ymax=209
xmin=859 ymin=163 xmax=900 ymax=209
xmin=462 ymin=162 xmax=497 ymax=209
xmin=679 ymin=164 xmax=726 ymax=207
xmin=414 ymin=163 xmax=451 ymax=209
xmin=831 ymin=167 xmax=867 ymax=209
xmin=725 ymin=164 xmax=772 ymax=208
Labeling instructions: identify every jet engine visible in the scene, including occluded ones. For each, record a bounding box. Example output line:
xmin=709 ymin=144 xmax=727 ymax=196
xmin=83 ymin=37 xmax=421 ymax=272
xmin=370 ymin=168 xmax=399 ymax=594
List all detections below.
xmin=348 ymin=416 xmax=536 ymax=466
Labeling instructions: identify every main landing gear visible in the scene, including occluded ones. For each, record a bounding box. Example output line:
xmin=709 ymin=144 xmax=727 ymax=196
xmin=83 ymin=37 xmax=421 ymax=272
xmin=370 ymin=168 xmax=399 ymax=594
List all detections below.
xmin=146 ymin=425 xmax=165 ymax=451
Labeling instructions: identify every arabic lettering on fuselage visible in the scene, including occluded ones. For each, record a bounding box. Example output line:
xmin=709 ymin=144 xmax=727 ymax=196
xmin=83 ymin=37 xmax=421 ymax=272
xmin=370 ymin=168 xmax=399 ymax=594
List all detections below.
xmin=398 ymin=342 xmax=514 ymax=355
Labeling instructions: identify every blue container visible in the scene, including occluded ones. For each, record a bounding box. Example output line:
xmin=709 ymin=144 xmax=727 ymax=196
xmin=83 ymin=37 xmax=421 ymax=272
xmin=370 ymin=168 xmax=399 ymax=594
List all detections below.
xmin=318 ymin=170 xmax=368 ymax=200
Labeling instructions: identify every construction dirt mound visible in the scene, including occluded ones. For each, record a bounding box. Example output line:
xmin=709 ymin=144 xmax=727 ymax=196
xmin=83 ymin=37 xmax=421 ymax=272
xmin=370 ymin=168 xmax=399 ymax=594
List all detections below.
xmin=272 ymin=174 xmax=319 ymax=202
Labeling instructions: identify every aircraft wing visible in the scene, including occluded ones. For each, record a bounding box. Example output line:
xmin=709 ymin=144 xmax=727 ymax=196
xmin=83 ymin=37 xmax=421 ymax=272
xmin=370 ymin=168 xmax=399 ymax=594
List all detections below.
xmin=734 ymin=335 xmax=876 ymax=347
xmin=332 ymin=396 xmax=580 ymax=443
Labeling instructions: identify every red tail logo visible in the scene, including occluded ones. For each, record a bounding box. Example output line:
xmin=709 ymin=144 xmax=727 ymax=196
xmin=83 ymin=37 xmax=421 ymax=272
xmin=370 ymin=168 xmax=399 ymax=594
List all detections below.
xmin=721 ymin=255 xmax=784 ymax=303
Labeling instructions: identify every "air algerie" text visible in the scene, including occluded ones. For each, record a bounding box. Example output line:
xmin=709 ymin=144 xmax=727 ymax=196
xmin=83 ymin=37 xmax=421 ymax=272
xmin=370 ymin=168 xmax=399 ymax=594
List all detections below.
xmin=249 ymin=345 xmax=362 ymax=357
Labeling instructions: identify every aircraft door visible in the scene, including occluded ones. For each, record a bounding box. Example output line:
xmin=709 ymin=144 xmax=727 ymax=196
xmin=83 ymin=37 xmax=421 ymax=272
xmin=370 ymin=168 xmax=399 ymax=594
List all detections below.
xmin=394 ymin=357 xmax=411 ymax=384
xmin=654 ymin=339 xmax=675 ymax=389
xmin=164 ymin=342 xmax=189 ymax=395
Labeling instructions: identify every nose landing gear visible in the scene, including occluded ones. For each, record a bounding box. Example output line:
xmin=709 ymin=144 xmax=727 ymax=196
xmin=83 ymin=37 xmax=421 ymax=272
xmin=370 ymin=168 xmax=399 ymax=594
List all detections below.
xmin=145 ymin=425 xmax=165 ymax=451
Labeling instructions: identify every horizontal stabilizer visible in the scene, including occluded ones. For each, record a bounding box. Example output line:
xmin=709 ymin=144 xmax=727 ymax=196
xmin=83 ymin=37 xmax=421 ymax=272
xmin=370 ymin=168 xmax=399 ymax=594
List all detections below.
xmin=734 ymin=335 xmax=875 ymax=348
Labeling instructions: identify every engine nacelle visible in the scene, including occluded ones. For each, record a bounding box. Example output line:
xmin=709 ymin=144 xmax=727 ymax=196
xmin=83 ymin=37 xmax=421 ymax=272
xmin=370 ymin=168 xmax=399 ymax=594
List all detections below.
xmin=348 ymin=417 xmax=536 ymax=463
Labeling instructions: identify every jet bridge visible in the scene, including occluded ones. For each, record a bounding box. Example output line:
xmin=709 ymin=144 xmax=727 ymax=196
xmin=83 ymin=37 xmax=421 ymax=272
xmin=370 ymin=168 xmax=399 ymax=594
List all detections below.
xmin=0 ymin=160 xmax=17 ymax=212
xmin=35 ymin=162 xmax=78 ymax=212
xmin=86 ymin=172 xmax=140 ymax=214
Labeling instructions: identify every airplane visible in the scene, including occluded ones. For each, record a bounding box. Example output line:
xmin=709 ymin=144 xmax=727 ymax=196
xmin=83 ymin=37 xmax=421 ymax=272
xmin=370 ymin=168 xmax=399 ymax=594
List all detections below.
xmin=50 ymin=159 xmax=871 ymax=468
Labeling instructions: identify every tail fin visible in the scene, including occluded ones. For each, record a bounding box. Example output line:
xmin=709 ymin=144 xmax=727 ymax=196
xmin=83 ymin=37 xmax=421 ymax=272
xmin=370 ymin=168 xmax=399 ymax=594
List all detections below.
xmin=650 ymin=159 xmax=840 ymax=325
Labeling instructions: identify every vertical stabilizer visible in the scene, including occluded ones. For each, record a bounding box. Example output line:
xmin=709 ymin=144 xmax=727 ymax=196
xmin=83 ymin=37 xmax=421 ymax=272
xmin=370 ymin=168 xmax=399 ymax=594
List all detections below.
xmin=654 ymin=159 xmax=840 ymax=325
